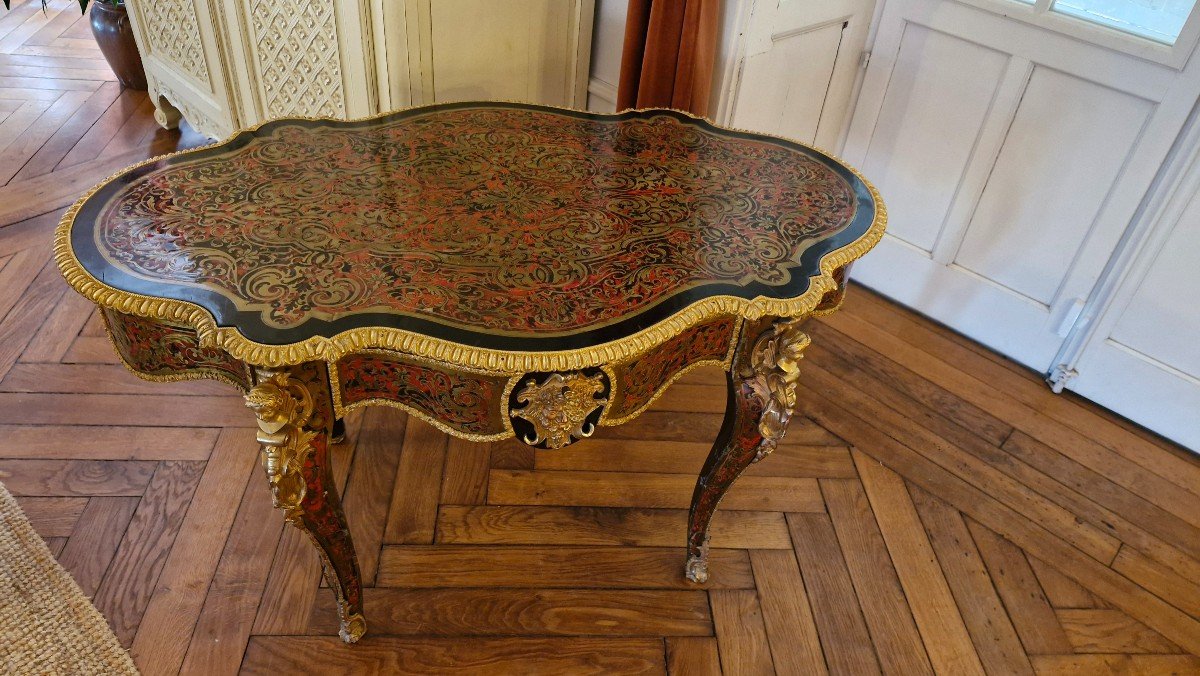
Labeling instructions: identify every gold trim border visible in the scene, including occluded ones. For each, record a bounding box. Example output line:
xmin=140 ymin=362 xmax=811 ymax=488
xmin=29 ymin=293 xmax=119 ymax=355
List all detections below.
xmin=333 ymin=395 xmax=518 ymax=443
xmin=55 ymin=102 xmax=888 ymax=372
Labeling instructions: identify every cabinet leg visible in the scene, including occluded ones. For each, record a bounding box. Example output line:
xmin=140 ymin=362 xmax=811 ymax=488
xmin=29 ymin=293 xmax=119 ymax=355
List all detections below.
xmin=152 ymin=95 xmax=181 ymax=130
xmin=245 ymin=363 xmax=366 ymax=643
xmin=686 ymin=318 xmax=811 ymax=583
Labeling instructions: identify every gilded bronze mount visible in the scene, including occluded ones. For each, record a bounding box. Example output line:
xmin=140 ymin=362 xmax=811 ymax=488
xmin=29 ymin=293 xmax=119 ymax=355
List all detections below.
xmin=510 ymin=372 xmax=609 ymax=449
xmin=683 ymin=317 xmax=812 ymax=584
xmin=245 ymin=368 xmax=317 ymax=522
xmin=744 ymin=318 xmax=811 ymax=463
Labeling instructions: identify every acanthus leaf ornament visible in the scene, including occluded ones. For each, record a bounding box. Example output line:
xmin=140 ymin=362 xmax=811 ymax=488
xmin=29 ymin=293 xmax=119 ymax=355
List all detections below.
xmin=245 ymin=368 xmax=318 ymax=519
xmin=510 ymin=372 xmax=608 ymax=449
xmin=742 ymin=318 xmax=811 ymax=462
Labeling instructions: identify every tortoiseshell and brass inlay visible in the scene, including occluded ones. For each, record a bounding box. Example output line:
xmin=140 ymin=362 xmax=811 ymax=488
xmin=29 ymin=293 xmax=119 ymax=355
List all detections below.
xmin=333 ymin=351 xmax=512 ymax=439
xmin=87 ymin=106 xmax=856 ymax=334
xmin=605 ymin=315 xmax=738 ymax=423
xmin=102 ymin=308 xmax=250 ymax=390
xmin=57 ymin=101 xmax=886 ymax=644
xmin=59 ymin=102 xmax=882 ymax=370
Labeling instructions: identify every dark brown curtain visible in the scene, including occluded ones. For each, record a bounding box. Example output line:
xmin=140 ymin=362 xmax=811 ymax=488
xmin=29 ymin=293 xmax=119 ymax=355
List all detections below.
xmin=616 ymin=0 xmax=719 ymax=118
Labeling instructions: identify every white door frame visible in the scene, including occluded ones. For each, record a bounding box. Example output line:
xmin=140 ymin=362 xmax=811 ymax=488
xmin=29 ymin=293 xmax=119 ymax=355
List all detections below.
xmin=1045 ymin=93 xmax=1200 ymax=450
xmin=1050 ymin=98 xmax=1200 ymax=385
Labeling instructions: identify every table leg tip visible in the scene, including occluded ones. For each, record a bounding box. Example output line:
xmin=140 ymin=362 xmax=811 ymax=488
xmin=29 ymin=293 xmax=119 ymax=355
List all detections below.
xmin=684 ymin=556 xmax=709 ymax=584
xmin=331 ymin=418 xmax=348 ymax=445
xmin=339 ymin=614 xmax=367 ymax=643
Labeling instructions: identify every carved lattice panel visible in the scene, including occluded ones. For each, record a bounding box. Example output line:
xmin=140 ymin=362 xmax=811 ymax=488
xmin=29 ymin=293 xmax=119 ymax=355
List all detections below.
xmin=250 ymin=1 xmax=347 ymax=118
xmin=139 ymin=0 xmax=210 ymax=85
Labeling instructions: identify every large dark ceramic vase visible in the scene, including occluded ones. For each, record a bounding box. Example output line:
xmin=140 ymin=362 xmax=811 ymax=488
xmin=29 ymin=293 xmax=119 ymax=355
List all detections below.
xmin=90 ymin=1 xmax=147 ymax=91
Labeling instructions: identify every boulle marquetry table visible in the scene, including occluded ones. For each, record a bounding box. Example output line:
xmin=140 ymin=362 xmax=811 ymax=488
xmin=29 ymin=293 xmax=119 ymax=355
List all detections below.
xmin=54 ymin=101 xmax=884 ymax=643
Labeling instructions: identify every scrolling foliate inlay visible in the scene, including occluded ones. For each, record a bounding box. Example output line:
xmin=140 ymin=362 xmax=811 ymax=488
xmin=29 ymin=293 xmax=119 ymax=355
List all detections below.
xmin=60 ymin=103 xmax=885 ymax=372
xmin=510 ymin=373 xmax=608 ymax=449
xmin=88 ymin=108 xmax=858 ymax=334
xmin=245 ymin=368 xmax=318 ymax=520
xmin=742 ymin=319 xmax=811 ymax=462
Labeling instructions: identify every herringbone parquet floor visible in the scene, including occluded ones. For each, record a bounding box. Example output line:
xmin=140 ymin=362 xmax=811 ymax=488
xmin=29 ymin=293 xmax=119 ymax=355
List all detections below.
xmin=3 ymin=1 xmax=1200 ymax=674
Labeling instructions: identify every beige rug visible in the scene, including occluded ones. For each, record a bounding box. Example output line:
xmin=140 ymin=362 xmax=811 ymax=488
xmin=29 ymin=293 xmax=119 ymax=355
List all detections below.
xmin=0 ymin=482 xmax=138 ymax=674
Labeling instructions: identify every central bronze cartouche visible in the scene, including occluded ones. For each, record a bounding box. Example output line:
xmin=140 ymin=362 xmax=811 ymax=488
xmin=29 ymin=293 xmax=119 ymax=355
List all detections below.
xmin=510 ymin=372 xmax=608 ymax=449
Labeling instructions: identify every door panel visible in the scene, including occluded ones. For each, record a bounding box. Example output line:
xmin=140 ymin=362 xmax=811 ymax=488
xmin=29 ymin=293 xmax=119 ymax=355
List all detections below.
xmin=1107 ymin=227 xmax=1200 ymax=377
xmin=954 ymin=67 xmax=1153 ymax=305
xmin=729 ymin=0 xmax=877 ymax=149
xmin=843 ymin=0 xmax=1200 ymax=370
xmin=427 ymin=0 xmax=585 ymax=106
xmin=733 ymin=21 xmax=843 ymax=144
xmin=1071 ymin=190 xmax=1200 ymax=449
xmin=860 ymin=24 xmax=1009 ymax=252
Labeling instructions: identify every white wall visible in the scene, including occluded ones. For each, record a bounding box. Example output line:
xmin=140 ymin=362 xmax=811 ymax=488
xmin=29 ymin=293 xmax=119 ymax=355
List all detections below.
xmin=586 ymin=0 xmax=626 ymax=111
xmin=586 ymin=0 xmax=747 ymax=118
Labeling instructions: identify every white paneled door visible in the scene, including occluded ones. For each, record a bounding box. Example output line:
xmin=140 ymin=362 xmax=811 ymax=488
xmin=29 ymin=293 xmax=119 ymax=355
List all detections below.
xmin=729 ymin=0 xmax=877 ymax=149
xmin=1064 ymin=127 xmax=1200 ymax=450
xmin=840 ymin=0 xmax=1200 ymax=376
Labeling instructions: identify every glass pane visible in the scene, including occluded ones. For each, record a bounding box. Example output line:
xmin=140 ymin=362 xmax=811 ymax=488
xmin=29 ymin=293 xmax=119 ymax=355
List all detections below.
xmin=1052 ymin=0 xmax=1195 ymax=43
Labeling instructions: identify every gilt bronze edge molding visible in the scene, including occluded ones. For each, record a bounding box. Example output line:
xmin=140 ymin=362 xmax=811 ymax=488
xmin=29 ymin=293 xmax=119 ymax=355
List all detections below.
xmin=54 ymin=99 xmax=886 ymax=373
xmin=55 ymin=195 xmax=884 ymax=373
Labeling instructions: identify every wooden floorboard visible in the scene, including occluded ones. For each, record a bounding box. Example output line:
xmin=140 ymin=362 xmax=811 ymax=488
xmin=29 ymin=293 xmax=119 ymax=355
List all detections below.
xmin=0 ymin=6 xmax=1197 ymax=671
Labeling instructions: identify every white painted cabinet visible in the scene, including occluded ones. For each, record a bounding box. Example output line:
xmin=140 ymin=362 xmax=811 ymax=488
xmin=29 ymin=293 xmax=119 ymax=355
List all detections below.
xmin=125 ymin=0 xmax=593 ymax=139
xmin=124 ymin=0 xmax=240 ymax=137
xmin=214 ymin=0 xmax=379 ymax=125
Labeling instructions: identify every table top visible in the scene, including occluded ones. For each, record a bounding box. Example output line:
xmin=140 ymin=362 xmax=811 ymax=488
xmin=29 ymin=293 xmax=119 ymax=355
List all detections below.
xmin=56 ymin=102 xmax=884 ymax=370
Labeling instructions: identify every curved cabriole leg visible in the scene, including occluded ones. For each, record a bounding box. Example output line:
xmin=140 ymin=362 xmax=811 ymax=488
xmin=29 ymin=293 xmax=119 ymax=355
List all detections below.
xmin=245 ymin=363 xmax=366 ymax=643
xmin=686 ymin=318 xmax=811 ymax=583
xmin=685 ymin=373 xmax=766 ymax=583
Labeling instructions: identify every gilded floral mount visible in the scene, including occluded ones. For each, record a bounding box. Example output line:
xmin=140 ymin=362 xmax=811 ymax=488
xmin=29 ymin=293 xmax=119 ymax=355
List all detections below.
xmin=684 ymin=317 xmax=812 ymax=585
xmin=244 ymin=368 xmax=318 ymax=521
xmin=743 ymin=318 xmax=811 ymax=462
xmin=510 ymin=372 xmax=609 ymax=449
xmin=244 ymin=365 xmax=367 ymax=643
